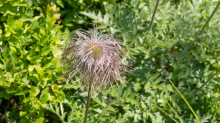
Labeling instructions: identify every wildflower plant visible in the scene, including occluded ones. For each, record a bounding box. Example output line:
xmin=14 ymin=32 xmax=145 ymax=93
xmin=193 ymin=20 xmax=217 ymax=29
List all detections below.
xmin=61 ymin=22 xmax=128 ymax=122
xmin=62 ymin=27 xmax=127 ymax=90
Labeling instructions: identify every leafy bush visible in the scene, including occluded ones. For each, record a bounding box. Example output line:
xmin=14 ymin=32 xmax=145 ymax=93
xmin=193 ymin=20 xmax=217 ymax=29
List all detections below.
xmin=0 ymin=1 xmax=65 ymax=122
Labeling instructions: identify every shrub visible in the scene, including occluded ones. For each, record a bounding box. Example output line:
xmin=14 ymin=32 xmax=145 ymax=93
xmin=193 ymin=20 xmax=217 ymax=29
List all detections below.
xmin=0 ymin=1 xmax=65 ymax=122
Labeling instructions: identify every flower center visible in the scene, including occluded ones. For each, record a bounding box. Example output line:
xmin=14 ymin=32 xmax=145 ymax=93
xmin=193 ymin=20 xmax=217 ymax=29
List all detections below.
xmin=91 ymin=43 xmax=102 ymax=59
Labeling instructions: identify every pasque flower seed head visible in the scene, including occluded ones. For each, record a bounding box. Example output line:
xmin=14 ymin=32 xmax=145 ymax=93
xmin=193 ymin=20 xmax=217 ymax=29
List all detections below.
xmin=62 ymin=28 xmax=128 ymax=91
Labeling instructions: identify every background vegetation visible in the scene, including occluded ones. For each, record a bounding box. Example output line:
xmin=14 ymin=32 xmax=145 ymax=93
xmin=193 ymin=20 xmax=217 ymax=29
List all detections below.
xmin=0 ymin=0 xmax=220 ymax=122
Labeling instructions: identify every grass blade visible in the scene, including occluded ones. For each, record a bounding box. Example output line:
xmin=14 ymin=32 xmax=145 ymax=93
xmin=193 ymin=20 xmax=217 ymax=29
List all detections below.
xmin=130 ymin=92 xmax=179 ymax=123
xmin=163 ymin=95 xmax=184 ymax=123
xmin=164 ymin=70 xmax=200 ymax=123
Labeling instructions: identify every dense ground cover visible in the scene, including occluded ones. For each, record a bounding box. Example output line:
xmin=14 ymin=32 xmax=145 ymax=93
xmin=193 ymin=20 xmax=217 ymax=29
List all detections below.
xmin=0 ymin=0 xmax=220 ymax=122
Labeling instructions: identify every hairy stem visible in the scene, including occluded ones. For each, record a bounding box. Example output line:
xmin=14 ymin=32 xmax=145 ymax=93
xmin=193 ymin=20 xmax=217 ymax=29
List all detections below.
xmin=193 ymin=69 xmax=220 ymax=96
xmin=148 ymin=0 xmax=160 ymax=33
xmin=190 ymin=1 xmax=220 ymax=50
xmin=84 ymin=81 xmax=92 ymax=123
xmin=197 ymin=1 xmax=220 ymax=41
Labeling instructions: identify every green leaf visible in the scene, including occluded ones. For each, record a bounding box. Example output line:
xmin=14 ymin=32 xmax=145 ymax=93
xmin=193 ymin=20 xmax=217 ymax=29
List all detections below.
xmin=40 ymin=36 xmax=49 ymax=45
xmin=2 ymin=46 xmax=9 ymax=58
xmin=22 ymin=74 xmax=29 ymax=84
xmin=57 ymin=91 xmax=65 ymax=102
xmin=32 ymin=20 xmax=39 ymax=29
xmin=9 ymin=46 xmax=16 ymax=54
xmin=56 ymin=0 xmax=64 ymax=8
xmin=28 ymin=65 xmax=34 ymax=72
xmin=51 ymin=46 xmax=62 ymax=59
xmin=48 ymin=17 xmax=57 ymax=29
xmin=0 ymin=78 xmax=3 ymax=86
xmin=35 ymin=117 xmax=44 ymax=123
xmin=29 ymin=74 xmax=39 ymax=83
xmin=41 ymin=87 xmax=49 ymax=95
xmin=39 ymin=80 xmax=47 ymax=88
xmin=14 ymin=87 xmax=25 ymax=95
xmin=144 ymin=83 xmax=150 ymax=92
xmin=20 ymin=118 xmax=29 ymax=123
xmin=40 ymin=93 xmax=48 ymax=104
xmin=0 ymin=64 xmax=4 ymax=70
xmin=11 ymin=53 xmax=18 ymax=64
xmin=7 ymin=16 xmax=16 ymax=27
xmin=46 ymin=4 xmax=53 ymax=18
xmin=148 ymin=74 xmax=160 ymax=83
xmin=41 ymin=47 xmax=51 ymax=56
xmin=21 ymin=14 xmax=32 ymax=21
xmin=4 ymin=31 xmax=11 ymax=37
xmin=33 ymin=65 xmax=44 ymax=76
xmin=16 ymin=19 xmax=23 ymax=29
xmin=133 ymin=83 xmax=141 ymax=92
xmin=199 ymin=114 xmax=212 ymax=123
xmin=27 ymin=0 xmax=33 ymax=8
xmin=32 ymin=33 xmax=40 ymax=41
xmin=39 ymin=31 xmax=45 ymax=37
xmin=19 ymin=111 xmax=27 ymax=118
xmin=29 ymin=86 xmax=40 ymax=97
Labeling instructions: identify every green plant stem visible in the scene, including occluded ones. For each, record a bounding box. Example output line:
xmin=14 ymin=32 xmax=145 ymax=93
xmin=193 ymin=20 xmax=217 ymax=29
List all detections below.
xmin=164 ymin=70 xmax=200 ymax=123
xmin=84 ymin=81 xmax=93 ymax=123
xmin=190 ymin=1 xmax=220 ymax=50
xmin=193 ymin=69 xmax=220 ymax=96
xmin=148 ymin=0 xmax=160 ymax=33
xmin=130 ymin=92 xmax=179 ymax=123
xmin=163 ymin=96 xmax=184 ymax=123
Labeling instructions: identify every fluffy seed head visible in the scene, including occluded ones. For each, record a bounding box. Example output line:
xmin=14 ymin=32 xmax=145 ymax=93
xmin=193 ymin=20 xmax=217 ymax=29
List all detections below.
xmin=62 ymin=28 xmax=128 ymax=91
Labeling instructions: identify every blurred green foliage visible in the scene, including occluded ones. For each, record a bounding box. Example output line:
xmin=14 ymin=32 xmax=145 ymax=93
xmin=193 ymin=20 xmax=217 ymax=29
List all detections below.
xmin=55 ymin=0 xmax=118 ymax=31
xmin=0 ymin=0 xmax=220 ymax=122
xmin=0 ymin=0 xmax=66 ymax=122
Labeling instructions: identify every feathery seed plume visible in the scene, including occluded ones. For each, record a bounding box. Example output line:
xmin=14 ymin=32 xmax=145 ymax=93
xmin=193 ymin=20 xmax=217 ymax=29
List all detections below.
xmin=62 ymin=27 xmax=128 ymax=91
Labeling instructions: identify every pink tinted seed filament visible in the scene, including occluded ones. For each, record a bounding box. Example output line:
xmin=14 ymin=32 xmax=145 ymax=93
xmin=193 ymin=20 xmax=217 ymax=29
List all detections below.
xmin=62 ymin=29 xmax=127 ymax=91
